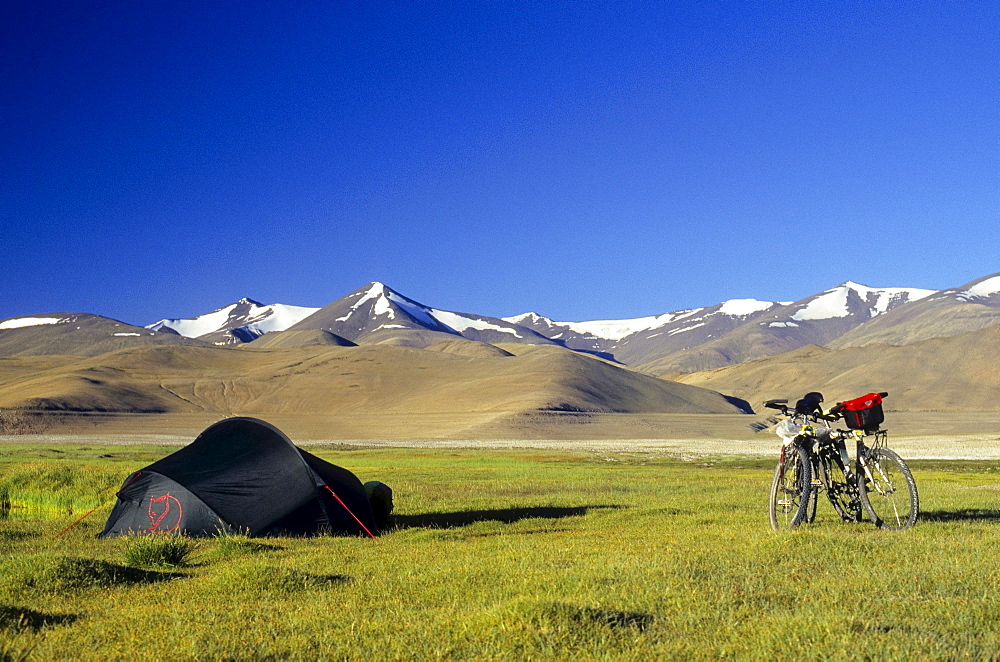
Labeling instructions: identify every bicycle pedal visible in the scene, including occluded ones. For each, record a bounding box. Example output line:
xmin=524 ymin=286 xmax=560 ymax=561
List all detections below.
xmin=777 ymin=500 xmax=791 ymax=506
xmin=811 ymin=479 xmax=822 ymax=485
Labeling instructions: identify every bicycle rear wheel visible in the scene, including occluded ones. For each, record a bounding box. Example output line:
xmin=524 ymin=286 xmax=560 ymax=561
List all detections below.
xmin=859 ymin=447 xmax=918 ymax=530
xmin=769 ymin=445 xmax=812 ymax=530
xmin=818 ymin=454 xmax=861 ymax=522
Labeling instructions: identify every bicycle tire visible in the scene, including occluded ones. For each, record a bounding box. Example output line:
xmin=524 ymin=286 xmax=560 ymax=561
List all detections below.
xmin=818 ymin=453 xmax=862 ymax=522
xmin=858 ymin=447 xmax=919 ymax=530
xmin=769 ymin=445 xmax=812 ymax=530
xmin=804 ymin=455 xmax=820 ymax=523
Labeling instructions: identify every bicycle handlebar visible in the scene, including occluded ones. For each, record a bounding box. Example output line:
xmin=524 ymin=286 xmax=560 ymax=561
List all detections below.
xmin=765 ymin=391 xmax=889 ymax=423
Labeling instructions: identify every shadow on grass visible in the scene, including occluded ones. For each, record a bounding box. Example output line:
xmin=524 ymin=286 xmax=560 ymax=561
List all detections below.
xmin=0 ymin=530 xmax=38 ymax=542
xmin=316 ymin=574 xmax=352 ymax=585
xmin=920 ymin=509 xmax=1000 ymax=523
xmin=0 ymin=605 xmax=78 ymax=631
xmin=556 ymin=603 xmax=656 ymax=631
xmin=14 ymin=557 xmax=187 ymax=594
xmin=390 ymin=505 xmax=623 ymax=531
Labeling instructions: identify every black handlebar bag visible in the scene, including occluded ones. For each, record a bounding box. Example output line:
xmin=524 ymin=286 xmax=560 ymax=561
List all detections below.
xmin=839 ymin=393 xmax=884 ymax=432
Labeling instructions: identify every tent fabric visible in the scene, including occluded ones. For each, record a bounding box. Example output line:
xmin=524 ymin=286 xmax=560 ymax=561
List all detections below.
xmin=364 ymin=481 xmax=394 ymax=530
xmin=100 ymin=417 xmax=378 ymax=538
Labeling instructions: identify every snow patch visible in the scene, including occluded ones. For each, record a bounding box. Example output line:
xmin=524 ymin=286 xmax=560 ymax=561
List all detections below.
xmin=149 ymin=304 xmax=238 ymax=337
xmin=151 ymin=301 xmax=319 ymax=338
xmin=791 ymin=282 xmax=935 ymax=321
xmin=341 ymin=283 xmax=440 ymax=328
xmin=338 ymin=283 xmax=387 ymax=321
xmin=668 ymin=322 xmax=706 ymax=336
xmin=243 ymin=304 xmax=319 ymax=333
xmin=503 ymin=312 xmax=551 ymax=326
xmin=113 ymin=332 xmax=142 ymax=337
xmin=960 ymin=275 xmax=1000 ymax=300
xmin=431 ymin=310 xmax=522 ymax=337
xmin=717 ymin=299 xmax=775 ymax=316
xmin=544 ymin=309 xmax=706 ymax=341
xmin=844 ymin=281 xmax=935 ymax=314
xmin=0 ymin=316 xmax=69 ymax=330
xmin=791 ymin=288 xmax=851 ymax=321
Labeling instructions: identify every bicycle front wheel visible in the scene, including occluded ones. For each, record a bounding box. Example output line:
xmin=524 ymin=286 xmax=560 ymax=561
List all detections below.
xmin=769 ymin=445 xmax=812 ymax=530
xmin=859 ymin=448 xmax=918 ymax=530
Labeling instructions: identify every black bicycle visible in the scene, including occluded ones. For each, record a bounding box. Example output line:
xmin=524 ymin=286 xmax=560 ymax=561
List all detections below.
xmin=766 ymin=392 xmax=918 ymax=531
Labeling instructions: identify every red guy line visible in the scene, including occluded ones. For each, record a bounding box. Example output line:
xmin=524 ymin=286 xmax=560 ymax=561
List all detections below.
xmin=54 ymin=471 xmax=144 ymax=540
xmin=323 ymin=485 xmax=376 ymax=539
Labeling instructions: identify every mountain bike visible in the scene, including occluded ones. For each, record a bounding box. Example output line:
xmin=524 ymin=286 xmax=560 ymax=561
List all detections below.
xmin=765 ymin=392 xmax=918 ymax=531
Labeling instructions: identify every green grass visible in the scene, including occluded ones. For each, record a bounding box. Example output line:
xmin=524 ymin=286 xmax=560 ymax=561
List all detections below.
xmin=2 ymin=446 xmax=1000 ymax=659
xmin=120 ymin=535 xmax=196 ymax=568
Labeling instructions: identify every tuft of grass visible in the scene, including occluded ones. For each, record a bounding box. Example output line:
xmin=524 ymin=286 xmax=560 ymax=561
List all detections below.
xmin=0 ymin=640 xmax=35 ymax=662
xmin=120 ymin=535 xmax=195 ymax=568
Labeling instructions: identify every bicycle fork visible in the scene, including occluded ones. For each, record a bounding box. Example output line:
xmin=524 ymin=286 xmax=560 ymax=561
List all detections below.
xmin=776 ymin=446 xmax=793 ymax=506
xmin=854 ymin=438 xmax=895 ymax=497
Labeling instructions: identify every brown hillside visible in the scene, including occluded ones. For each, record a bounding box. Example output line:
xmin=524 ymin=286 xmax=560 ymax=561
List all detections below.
xmin=0 ymin=314 xmax=207 ymax=357
xmin=672 ymin=324 xmax=1000 ymax=412
xmin=0 ymin=343 xmax=748 ymax=418
xmin=242 ymin=329 xmax=355 ymax=349
xmin=829 ymin=297 xmax=1000 ymax=348
xmin=424 ymin=340 xmax=514 ymax=358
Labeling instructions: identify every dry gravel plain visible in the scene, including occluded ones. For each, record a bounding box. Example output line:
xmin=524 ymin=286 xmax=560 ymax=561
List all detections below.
xmin=4 ymin=411 xmax=998 ymax=459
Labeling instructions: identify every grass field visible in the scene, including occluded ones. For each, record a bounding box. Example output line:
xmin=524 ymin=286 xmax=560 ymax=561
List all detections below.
xmin=2 ymin=443 xmax=1000 ymax=659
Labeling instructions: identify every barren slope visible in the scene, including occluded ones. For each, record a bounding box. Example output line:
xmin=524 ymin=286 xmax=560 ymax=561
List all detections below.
xmin=672 ymin=324 xmax=1000 ymax=412
xmin=0 ymin=314 xmax=207 ymax=357
xmin=241 ymin=329 xmax=355 ymax=349
xmin=0 ymin=343 xmax=748 ymax=418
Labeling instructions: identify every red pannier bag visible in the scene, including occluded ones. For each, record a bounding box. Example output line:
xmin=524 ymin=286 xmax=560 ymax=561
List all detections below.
xmin=838 ymin=393 xmax=884 ymax=432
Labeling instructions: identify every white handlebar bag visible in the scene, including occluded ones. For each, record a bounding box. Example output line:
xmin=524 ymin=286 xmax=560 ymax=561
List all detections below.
xmin=776 ymin=419 xmax=802 ymax=445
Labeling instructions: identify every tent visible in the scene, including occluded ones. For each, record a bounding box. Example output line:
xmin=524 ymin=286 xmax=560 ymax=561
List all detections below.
xmin=100 ymin=417 xmax=379 ymax=538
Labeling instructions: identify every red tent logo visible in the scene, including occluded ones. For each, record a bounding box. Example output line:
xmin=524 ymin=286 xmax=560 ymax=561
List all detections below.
xmin=147 ymin=493 xmax=182 ymax=533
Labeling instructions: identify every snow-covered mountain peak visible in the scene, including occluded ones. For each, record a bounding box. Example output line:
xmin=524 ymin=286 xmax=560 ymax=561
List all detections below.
xmin=503 ymin=312 xmax=550 ymax=326
xmin=339 ymin=281 xmax=437 ymax=326
xmin=359 ymin=281 xmax=388 ymax=297
xmin=957 ymin=274 xmax=1000 ymax=301
xmin=147 ymin=299 xmax=319 ymax=343
xmin=289 ymin=282 xmax=544 ymax=344
xmin=790 ymin=282 xmax=936 ymax=322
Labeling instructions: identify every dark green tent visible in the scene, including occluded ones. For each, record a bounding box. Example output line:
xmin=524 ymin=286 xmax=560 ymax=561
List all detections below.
xmin=100 ymin=417 xmax=378 ymax=538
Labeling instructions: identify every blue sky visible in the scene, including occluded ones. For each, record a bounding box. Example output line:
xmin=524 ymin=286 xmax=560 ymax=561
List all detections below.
xmin=2 ymin=1 xmax=997 ymax=325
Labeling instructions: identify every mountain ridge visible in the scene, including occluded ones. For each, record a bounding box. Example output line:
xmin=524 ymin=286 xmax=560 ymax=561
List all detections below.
xmin=3 ymin=273 xmax=997 ymax=374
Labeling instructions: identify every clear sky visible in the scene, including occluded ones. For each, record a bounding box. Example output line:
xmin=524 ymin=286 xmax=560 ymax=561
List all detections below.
xmin=2 ymin=1 xmax=997 ymax=325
